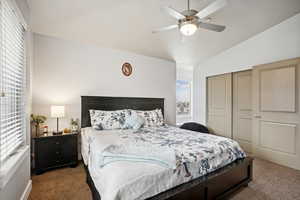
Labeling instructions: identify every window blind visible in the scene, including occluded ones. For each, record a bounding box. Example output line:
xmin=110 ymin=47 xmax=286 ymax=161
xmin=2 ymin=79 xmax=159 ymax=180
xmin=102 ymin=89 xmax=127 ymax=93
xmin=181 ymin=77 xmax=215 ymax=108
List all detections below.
xmin=0 ymin=0 xmax=26 ymax=163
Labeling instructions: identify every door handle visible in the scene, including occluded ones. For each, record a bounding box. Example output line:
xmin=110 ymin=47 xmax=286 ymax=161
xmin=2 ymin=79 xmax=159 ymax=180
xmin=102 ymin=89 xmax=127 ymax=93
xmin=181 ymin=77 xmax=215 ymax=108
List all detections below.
xmin=253 ymin=115 xmax=261 ymax=118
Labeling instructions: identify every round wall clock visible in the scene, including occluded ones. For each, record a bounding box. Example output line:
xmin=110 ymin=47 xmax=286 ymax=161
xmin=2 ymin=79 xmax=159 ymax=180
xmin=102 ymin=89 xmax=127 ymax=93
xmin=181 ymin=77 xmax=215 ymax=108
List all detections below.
xmin=122 ymin=62 xmax=133 ymax=76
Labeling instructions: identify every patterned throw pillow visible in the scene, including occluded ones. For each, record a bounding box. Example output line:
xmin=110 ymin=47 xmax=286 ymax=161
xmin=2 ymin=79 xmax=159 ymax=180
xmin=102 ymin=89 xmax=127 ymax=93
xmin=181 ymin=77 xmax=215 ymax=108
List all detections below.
xmin=135 ymin=109 xmax=164 ymax=127
xmin=124 ymin=112 xmax=145 ymax=130
xmin=156 ymin=109 xmax=164 ymax=125
xmin=89 ymin=109 xmax=130 ymax=130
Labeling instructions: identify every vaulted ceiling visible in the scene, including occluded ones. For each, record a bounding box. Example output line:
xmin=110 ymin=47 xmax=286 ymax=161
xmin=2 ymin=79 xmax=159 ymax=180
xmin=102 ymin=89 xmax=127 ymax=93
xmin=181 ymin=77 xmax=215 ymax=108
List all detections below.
xmin=28 ymin=0 xmax=300 ymax=65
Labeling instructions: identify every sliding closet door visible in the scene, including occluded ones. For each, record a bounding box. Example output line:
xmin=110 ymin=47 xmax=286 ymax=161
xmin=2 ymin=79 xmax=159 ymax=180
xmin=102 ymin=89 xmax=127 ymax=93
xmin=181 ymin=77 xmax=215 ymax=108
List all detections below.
xmin=252 ymin=58 xmax=300 ymax=170
xmin=207 ymin=73 xmax=232 ymax=138
xmin=233 ymin=70 xmax=252 ymax=153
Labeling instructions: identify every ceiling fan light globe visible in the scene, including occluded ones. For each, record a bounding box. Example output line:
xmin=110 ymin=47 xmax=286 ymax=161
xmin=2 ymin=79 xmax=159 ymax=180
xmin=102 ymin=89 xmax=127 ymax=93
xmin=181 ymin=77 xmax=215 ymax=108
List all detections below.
xmin=180 ymin=23 xmax=197 ymax=36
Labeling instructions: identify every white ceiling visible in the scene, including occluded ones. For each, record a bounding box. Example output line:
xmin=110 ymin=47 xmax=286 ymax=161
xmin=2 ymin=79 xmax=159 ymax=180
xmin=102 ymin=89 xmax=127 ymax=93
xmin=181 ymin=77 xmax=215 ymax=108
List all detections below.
xmin=28 ymin=0 xmax=300 ymax=65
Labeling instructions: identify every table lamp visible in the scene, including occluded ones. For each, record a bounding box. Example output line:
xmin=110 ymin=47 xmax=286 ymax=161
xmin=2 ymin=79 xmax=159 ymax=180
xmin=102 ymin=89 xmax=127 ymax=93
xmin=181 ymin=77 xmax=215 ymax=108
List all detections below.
xmin=51 ymin=105 xmax=65 ymax=135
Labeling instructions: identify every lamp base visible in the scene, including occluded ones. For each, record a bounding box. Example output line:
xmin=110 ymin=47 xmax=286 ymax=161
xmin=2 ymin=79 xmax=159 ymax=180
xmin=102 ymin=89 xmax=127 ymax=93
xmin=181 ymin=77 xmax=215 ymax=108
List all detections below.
xmin=53 ymin=131 xmax=63 ymax=135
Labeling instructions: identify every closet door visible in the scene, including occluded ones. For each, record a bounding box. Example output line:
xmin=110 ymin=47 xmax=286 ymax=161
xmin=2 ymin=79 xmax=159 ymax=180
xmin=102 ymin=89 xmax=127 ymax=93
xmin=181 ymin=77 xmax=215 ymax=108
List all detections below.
xmin=207 ymin=73 xmax=232 ymax=138
xmin=252 ymin=58 xmax=300 ymax=170
xmin=233 ymin=70 xmax=252 ymax=153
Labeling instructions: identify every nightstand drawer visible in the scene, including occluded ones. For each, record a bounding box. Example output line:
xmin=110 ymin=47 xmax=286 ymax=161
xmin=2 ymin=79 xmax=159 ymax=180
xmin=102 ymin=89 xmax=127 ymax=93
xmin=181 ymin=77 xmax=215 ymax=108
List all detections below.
xmin=61 ymin=135 xmax=77 ymax=160
xmin=35 ymin=138 xmax=62 ymax=169
xmin=37 ymin=137 xmax=62 ymax=148
xmin=34 ymin=133 xmax=78 ymax=174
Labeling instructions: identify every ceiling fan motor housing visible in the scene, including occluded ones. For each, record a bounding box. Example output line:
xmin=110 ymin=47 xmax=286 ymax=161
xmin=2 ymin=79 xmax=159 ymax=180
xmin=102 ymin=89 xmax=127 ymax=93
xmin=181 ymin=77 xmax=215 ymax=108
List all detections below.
xmin=179 ymin=9 xmax=199 ymax=27
xmin=181 ymin=9 xmax=198 ymax=17
xmin=179 ymin=14 xmax=199 ymax=28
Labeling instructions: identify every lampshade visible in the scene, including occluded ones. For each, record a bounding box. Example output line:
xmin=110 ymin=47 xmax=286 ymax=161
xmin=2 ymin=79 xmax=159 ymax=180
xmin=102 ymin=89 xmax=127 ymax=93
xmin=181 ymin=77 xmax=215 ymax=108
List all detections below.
xmin=51 ymin=105 xmax=65 ymax=118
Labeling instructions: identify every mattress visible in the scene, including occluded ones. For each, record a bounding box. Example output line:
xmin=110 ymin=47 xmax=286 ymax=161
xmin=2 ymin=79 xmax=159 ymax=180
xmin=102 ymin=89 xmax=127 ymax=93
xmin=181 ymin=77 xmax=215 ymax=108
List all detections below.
xmin=82 ymin=126 xmax=246 ymax=200
xmin=81 ymin=127 xmax=121 ymax=166
xmin=81 ymin=128 xmax=90 ymax=166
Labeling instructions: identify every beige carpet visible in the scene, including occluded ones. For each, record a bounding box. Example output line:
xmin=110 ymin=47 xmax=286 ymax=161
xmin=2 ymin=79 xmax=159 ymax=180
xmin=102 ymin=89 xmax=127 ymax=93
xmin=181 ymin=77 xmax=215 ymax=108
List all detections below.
xmin=29 ymin=158 xmax=300 ymax=200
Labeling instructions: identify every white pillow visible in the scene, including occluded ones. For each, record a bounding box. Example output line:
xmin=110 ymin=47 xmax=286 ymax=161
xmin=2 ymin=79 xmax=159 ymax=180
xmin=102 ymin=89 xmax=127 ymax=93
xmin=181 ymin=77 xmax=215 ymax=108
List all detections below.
xmin=89 ymin=109 xmax=130 ymax=130
xmin=134 ymin=109 xmax=164 ymax=127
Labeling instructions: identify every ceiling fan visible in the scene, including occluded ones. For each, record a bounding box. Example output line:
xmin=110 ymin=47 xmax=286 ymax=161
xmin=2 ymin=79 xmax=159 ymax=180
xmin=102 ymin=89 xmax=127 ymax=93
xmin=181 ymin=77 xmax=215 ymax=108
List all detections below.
xmin=153 ymin=0 xmax=227 ymax=36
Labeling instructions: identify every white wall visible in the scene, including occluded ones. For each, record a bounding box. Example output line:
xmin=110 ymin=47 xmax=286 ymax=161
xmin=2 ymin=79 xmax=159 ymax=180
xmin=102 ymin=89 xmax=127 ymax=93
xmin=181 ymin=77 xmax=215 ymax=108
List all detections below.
xmin=32 ymin=34 xmax=176 ymax=131
xmin=0 ymin=152 xmax=31 ymax=200
xmin=176 ymin=67 xmax=193 ymax=81
xmin=194 ymin=13 xmax=300 ymax=124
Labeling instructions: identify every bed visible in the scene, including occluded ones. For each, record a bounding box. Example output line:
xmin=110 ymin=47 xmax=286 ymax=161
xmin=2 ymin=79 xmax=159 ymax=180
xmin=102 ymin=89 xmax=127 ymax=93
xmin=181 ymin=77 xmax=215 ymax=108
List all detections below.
xmin=81 ymin=96 xmax=253 ymax=200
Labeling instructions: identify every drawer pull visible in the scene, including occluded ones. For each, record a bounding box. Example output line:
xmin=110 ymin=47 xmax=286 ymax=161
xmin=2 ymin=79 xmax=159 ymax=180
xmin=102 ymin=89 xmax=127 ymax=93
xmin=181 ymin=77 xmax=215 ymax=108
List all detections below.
xmin=56 ymin=142 xmax=60 ymax=145
xmin=56 ymin=151 xmax=59 ymax=154
xmin=56 ymin=160 xmax=60 ymax=163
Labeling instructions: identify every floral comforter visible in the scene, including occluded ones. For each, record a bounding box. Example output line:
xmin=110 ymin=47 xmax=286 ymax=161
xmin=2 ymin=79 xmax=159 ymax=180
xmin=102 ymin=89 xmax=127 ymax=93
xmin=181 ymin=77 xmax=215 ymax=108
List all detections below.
xmin=87 ymin=125 xmax=246 ymax=200
xmin=118 ymin=125 xmax=246 ymax=178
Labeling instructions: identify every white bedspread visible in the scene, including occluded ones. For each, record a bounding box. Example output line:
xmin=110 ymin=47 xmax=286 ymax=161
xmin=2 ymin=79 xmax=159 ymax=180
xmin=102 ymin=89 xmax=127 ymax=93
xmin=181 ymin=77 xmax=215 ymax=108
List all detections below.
xmin=82 ymin=126 xmax=246 ymax=200
xmin=99 ymin=144 xmax=177 ymax=169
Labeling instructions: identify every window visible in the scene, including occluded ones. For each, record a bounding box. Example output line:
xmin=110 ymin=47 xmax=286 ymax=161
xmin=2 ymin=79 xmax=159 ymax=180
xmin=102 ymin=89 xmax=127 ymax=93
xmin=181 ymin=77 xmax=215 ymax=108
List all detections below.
xmin=0 ymin=0 xmax=26 ymax=164
xmin=176 ymin=80 xmax=192 ymax=124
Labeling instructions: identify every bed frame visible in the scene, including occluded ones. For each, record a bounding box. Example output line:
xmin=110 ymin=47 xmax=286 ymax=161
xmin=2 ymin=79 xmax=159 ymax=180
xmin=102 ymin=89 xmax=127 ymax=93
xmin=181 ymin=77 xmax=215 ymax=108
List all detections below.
xmin=81 ymin=96 xmax=253 ymax=200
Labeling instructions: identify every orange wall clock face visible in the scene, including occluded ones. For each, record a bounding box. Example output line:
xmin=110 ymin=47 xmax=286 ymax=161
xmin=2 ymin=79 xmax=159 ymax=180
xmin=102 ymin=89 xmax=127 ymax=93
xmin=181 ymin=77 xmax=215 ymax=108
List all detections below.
xmin=122 ymin=63 xmax=133 ymax=76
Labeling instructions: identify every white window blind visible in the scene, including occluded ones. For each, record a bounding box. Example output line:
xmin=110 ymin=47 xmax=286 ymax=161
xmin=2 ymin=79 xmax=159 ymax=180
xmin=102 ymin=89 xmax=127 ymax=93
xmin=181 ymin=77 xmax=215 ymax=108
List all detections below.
xmin=0 ymin=0 xmax=26 ymax=163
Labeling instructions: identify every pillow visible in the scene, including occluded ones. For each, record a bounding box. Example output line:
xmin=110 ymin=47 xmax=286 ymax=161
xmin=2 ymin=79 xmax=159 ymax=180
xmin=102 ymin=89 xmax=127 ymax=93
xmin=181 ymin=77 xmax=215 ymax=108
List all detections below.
xmin=180 ymin=122 xmax=210 ymax=133
xmin=156 ymin=109 xmax=164 ymax=125
xmin=135 ymin=109 xmax=164 ymax=127
xmin=89 ymin=109 xmax=130 ymax=130
xmin=124 ymin=112 xmax=145 ymax=130
xmin=93 ymin=123 xmax=103 ymax=130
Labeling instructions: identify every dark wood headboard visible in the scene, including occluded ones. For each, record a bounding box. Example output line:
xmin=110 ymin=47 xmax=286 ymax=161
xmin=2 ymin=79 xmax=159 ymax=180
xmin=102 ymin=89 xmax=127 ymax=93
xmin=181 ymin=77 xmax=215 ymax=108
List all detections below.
xmin=81 ymin=96 xmax=164 ymax=128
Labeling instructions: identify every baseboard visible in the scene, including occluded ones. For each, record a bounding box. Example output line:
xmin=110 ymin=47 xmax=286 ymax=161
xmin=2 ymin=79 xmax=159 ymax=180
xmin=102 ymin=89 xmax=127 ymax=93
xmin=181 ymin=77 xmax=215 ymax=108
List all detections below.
xmin=20 ymin=180 xmax=32 ymax=200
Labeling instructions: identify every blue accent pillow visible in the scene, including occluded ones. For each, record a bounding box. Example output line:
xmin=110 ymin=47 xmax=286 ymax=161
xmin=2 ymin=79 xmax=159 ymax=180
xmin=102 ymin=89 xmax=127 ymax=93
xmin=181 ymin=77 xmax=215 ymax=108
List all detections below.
xmin=124 ymin=112 xmax=145 ymax=130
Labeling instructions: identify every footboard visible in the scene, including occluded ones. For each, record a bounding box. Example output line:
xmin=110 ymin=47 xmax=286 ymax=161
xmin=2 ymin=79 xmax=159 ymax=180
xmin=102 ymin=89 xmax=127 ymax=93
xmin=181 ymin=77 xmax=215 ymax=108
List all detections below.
xmin=150 ymin=157 xmax=253 ymax=200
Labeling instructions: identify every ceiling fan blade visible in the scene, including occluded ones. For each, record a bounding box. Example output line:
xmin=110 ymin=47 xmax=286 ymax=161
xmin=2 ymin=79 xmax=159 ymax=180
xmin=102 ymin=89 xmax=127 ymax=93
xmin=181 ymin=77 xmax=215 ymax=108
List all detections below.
xmin=196 ymin=0 xmax=227 ymax=19
xmin=162 ymin=6 xmax=185 ymax=20
xmin=152 ymin=24 xmax=178 ymax=33
xmin=198 ymin=22 xmax=226 ymax=32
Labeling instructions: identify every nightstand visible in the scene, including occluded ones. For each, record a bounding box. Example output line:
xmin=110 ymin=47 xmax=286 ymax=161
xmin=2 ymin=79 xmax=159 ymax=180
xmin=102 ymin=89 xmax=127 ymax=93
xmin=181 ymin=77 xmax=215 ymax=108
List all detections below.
xmin=33 ymin=132 xmax=78 ymax=174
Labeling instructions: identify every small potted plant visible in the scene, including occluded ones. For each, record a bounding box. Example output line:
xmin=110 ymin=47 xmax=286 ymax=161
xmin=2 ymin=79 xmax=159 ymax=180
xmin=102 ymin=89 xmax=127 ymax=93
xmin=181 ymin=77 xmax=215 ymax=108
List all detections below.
xmin=70 ymin=118 xmax=79 ymax=132
xmin=31 ymin=114 xmax=47 ymax=137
